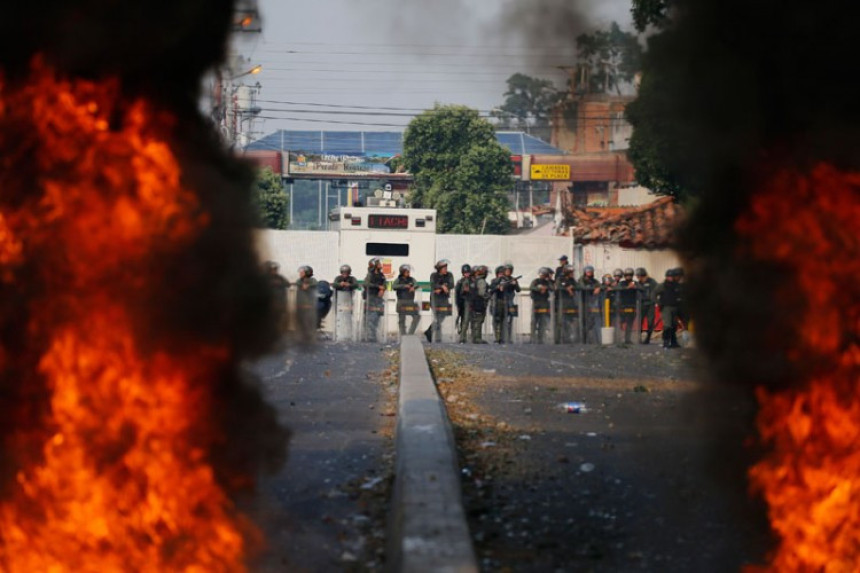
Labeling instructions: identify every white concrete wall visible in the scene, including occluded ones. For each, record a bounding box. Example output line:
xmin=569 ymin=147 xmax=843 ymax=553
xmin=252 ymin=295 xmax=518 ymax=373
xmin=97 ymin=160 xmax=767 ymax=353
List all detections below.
xmin=580 ymin=243 xmax=680 ymax=280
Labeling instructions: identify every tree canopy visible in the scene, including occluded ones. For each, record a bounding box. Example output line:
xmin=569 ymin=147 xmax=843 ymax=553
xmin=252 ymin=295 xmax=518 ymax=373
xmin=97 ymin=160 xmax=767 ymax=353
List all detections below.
xmin=495 ymin=73 xmax=561 ymax=137
xmin=575 ymin=22 xmax=643 ymax=95
xmin=251 ymin=167 xmax=289 ymax=229
xmin=402 ymin=105 xmax=513 ymax=234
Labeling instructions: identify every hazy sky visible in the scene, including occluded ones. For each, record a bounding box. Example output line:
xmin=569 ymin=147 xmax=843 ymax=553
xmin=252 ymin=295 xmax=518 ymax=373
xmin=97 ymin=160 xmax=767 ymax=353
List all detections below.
xmin=232 ymin=0 xmax=634 ymax=137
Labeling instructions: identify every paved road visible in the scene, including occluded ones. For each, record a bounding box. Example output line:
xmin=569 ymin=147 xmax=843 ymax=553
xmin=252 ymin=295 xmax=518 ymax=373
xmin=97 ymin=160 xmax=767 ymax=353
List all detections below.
xmin=426 ymin=342 xmax=770 ymax=572
xmin=246 ymin=341 xmax=398 ymax=572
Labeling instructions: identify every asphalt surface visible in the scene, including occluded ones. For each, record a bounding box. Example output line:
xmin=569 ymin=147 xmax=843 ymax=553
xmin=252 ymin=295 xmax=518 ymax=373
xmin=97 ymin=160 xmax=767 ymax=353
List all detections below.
xmin=245 ymin=341 xmax=398 ymax=572
xmin=426 ymin=342 xmax=772 ymax=572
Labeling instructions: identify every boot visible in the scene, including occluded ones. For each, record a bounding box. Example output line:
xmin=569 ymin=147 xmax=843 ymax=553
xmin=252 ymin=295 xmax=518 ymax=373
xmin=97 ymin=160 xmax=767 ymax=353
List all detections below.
xmin=424 ymin=327 xmax=432 ymax=343
xmin=642 ymin=330 xmax=652 ymax=345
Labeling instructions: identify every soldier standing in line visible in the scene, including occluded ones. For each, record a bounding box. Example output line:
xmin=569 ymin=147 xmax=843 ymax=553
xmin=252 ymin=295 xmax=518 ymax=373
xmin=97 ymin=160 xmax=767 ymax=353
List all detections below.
xmin=553 ymin=255 xmax=569 ymax=343
xmin=392 ymin=264 xmax=420 ymax=335
xmin=455 ymin=264 xmax=474 ymax=343
xmin=469 ymin=265 xmax=490 ymax=343
xmin=265 ymin=260 xmax=290 ymax=332
xmin=489 ymin=265 xmax=506 ymax=344
xmin=295 ymin=265 xmax=318 ymax=336
xmin=578 ymin=265 xmax=602 ymax=344
xmin=363 ymin=258 xmax=387 ymax=342
xmin=558 ymin=264 xmax=580 ymax=343
xmin=333 ymin=264 xmax=358 ymax=293
xmin=616 ymin=268 xmax=639 ymax=344
xmin=634 ymin=267 xmax=658 ymax=344
xmin=498 ymin=263 xmax=521 ymax=343
xmin=655 ymin=268 xmax=682 ymax=349
xmin=529 ymin=267 xmax=553 ymax=344
xmin=425 ymin=259 xmax=454 ymax=343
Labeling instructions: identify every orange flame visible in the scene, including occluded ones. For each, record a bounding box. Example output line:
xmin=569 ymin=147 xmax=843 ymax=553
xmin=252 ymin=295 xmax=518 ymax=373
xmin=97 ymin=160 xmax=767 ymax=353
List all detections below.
xmin=736 ymin=164 xmax=860 ymax=570
xmin=0 ymin=61 xmax=255 ymax=570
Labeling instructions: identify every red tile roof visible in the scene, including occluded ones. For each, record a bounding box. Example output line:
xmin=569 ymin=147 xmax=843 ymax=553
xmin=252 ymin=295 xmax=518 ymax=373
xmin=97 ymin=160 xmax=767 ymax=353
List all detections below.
xmin=566 ymin=196 xmax=683 ymax=249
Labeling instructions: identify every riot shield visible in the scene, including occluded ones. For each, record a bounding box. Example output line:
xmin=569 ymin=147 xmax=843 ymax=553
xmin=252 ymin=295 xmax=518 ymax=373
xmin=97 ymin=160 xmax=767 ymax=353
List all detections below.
xmin=396 ymin=286 xmax=421 ymax=342
xmin=334 ymin=289 xmax=356 ymax=342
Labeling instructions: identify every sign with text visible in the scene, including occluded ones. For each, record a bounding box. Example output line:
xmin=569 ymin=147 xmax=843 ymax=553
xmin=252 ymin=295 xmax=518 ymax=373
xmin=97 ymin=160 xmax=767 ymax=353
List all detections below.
xmin=530 ymin=164 xmax=570 ymax=180
xmin=368 ymin=214 xmax=409 ymax=229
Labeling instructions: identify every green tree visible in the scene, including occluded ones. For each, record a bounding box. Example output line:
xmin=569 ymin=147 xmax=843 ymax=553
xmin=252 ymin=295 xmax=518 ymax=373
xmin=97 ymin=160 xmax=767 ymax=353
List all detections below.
xmin=251 ymin=167 xmax=289 ymax=229
xmin=631 ymin=0 xmax=673 ymax=32
xmin=496 ymin=73 xmax=561 ymax=136
xmin=576 ymin=22 xmax=643 ymax=94
xmin=403 ymin=105 xmax=513 ymax=234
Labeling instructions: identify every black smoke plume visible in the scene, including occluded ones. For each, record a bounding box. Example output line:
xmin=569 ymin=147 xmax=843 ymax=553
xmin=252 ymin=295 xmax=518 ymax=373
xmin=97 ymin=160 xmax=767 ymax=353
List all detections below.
xmin=629 ymin=0 xmax=858 ymax=389
xmin=0 ymin=0 xmax=288 ymax=529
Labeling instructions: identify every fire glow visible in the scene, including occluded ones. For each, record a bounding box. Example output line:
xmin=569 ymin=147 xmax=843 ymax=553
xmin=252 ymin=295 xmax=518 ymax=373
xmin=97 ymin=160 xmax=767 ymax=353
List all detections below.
xmin=0 ymin=60 xmax=255 ymax=571
xmin=737 ymin=164 xmax=860 ymax=570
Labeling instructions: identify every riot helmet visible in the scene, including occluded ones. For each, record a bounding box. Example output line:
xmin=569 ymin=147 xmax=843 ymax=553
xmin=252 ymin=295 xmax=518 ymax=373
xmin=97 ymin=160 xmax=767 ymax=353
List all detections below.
xmin=503 ymin=263 xmax=514 ymax=273
xmin=368 ymin=257 xmax=380 ymax=268
xmin=399 ymin=264 xmax=412 ymax=275
xmin=558 ymin=254 xmax=569 ymax=262
xmin=613 ymin=268 xmax=623 ymax=279
xmin=563 ymin=264 xmax=575 ymax=275
xmin=635 ymin=267 xmax=648 ymax=277
xmin=461 ymin=264 xmax=472 ymax=274
xmin=264 ymin=260 xmax=279 ymax=272
xmin=339 ymin=264 xmax=352 ymax=275
xmin=539 ymin=267 xmax=551 ymax=278
xmin=299 ymin=265 xmax=313 ymax=277
xmin=623 ymin=267 xmax=634 ymax=277
xmin=584 ymin=265 xmax=595 ymax=275
xmin=435 ymin=259 xmax=449 ymax=270
xmin=495 ymin=265 xmax=505 ymax=276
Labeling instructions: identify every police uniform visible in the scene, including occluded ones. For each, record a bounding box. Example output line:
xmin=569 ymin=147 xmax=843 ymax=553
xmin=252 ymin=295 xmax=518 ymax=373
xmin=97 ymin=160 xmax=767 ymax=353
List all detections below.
xmin=655 ymin=269 xmax=681 ymax=348
xmin=266 ymin=261 xmax=290 ymax=331
xmin=615 ymin=269 xmax=638 ymax=344
xmin=393 ymin=266 xmax=420 ymax=335
xmin=635 ymin=268 xmax=658 ymax=344
xmin=295 ymin=266 xmax=318 ymax=335
xmin=426 ymin=261 xmax=454 ymax=343
xmin=469 ymin=266 xmax=490 ymax=343
xmin=455 ymin=265 xmax=474 ymax=343
xmin=363 ymin=260 xmax=387 ymax=342
xmin=557 ymin=265 xmax=580 ymax=343
xmin=490 ymin=265 xmax=521 ymax=343
xmin=529 ymin=269 xmax=553 ymax=344
xmin=578 ymin=268 xmax=602 ymax=344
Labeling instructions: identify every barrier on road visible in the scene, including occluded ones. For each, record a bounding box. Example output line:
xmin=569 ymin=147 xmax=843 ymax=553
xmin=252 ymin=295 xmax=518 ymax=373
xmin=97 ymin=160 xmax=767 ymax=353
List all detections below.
xmin=387 ymin=336 xmax=478 ymax=573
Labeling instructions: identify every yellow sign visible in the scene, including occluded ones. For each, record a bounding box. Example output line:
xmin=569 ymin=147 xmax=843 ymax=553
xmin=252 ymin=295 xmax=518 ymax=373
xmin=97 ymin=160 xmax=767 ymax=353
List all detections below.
xmin=530 ymin=164 xmax=570 ymax=180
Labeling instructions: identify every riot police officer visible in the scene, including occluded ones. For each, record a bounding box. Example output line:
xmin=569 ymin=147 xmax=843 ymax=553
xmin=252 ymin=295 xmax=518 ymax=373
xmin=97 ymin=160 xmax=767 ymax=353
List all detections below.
xmin=393 ymin=264 xmax=420 ymax=335
xmin=558 ymin=264 xmax=580 ymax=343
xmin=490 ymin=263 xmax=521 ymax=343
xmin=529 ymin=267 xmax=553 ymax=344
xmin=615 ymin=267 xmax=638 ymax=344
xmin=265 ymin=260 xmax=289 ymax=331
xmin=455 ymin=264 xmax=474 ymax=343
xmin=363 ymin=258 xmax=386 ymax=342
xmin=333 ymin=264 xmax=358 ymax=292
xmin=296 ymin=265 xmax=318 ymax=336
xmin=425 ymin=259 xmax=454 ymax=342
xmin=655 ymin=268 xmax=682 ymax=349
xmin=578 ymin=265 xmax=602 ymax=343
xmin=635 ymin=267 xmax=658 ymax=344
xmin=469 ymin=265 xmax=490 ymax=343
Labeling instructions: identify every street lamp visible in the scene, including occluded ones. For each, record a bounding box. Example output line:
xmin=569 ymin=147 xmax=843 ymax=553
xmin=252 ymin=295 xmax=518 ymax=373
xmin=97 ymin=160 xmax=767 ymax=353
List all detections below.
xmin=230 ymin=64 xmax=262 ymax=80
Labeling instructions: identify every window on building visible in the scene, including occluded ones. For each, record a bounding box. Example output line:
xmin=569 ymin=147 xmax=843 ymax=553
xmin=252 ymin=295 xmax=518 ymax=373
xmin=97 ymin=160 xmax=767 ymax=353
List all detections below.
xmin=366 ymin=243 xmax=409 ymax=257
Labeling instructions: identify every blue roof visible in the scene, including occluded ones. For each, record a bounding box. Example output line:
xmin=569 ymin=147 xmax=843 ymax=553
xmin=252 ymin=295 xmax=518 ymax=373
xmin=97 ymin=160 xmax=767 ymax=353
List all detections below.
xmin=244 ymin=130 xmax=565 ymax=156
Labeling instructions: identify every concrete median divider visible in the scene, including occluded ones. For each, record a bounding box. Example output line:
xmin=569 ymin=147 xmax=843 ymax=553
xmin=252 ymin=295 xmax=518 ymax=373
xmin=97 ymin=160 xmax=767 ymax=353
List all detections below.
xmin=386 ymin=335 xmax=478 ymax=573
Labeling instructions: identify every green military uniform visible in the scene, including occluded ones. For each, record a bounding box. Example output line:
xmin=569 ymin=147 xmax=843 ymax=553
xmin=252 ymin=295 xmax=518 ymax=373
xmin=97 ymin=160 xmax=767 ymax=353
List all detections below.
xmin=393 ymin=267 xmax=420 ymax=335
xmin=529 ymin=269 xmax=553 ymax=344
xmin=469 ymin=266 xmax=489 ymax=343
xmin=363 ymin=260 xmax=386 ymax=342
